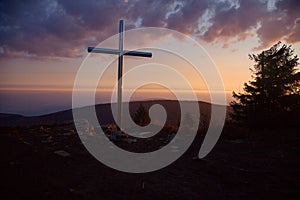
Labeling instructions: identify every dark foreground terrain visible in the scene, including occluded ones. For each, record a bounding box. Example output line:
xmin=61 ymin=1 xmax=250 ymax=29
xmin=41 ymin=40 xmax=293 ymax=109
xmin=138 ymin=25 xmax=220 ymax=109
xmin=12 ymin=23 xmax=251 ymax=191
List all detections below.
xmin=1 ymin=121 xmax=299 ymax=200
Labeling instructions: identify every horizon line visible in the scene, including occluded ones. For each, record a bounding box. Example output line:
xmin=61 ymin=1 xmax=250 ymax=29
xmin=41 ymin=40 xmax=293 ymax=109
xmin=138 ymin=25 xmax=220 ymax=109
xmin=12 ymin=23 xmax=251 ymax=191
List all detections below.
xmin=0 ymin=87 xmax=233 ymax=93
xmin=0 ymin=98 xmax=229 ymax=117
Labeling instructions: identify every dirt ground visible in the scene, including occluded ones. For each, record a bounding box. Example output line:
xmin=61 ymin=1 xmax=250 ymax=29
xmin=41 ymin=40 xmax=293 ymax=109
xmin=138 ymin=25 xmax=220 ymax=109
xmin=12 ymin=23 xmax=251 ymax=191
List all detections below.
xmin=1 ymin=123 xmax=299 ymax=199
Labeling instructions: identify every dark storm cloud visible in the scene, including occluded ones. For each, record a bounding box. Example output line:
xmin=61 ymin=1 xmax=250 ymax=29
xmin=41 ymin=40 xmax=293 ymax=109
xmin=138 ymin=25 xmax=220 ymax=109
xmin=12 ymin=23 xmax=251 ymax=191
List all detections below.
xmin=0 ymin=0 xmax=299 ymax=58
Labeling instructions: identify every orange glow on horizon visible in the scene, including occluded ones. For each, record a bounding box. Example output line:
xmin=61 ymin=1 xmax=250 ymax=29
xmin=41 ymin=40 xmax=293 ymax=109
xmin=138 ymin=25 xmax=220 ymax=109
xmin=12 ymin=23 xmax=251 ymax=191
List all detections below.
xmin=0 ymin=86 xmax=231 ymax=93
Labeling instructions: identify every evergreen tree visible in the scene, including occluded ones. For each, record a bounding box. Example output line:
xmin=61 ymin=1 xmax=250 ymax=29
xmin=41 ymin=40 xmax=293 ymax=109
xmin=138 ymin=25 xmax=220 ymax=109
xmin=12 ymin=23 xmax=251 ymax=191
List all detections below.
xmin=231 ymin=42 xmax=300 ymax=127
xmin=133 ymin=104 xmax=151 ymax=126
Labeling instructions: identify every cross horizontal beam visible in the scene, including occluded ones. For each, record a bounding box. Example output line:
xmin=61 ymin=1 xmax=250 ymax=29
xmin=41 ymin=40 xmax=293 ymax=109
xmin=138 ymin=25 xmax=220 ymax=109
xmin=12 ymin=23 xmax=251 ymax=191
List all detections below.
xmin=87 ymin=47 xmax=152 ymax=58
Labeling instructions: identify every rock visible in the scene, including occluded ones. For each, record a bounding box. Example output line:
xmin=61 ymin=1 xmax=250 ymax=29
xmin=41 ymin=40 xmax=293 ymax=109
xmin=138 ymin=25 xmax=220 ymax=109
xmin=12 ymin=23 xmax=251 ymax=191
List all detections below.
xmin=54 ymin=150 xmax=70 ymax=157
xmin=60 ymin=132 xmax=73 ymax=136
xmin=110 ymin=130 xmax=123 ymax=141
xmin=126 ymin=138 xmax=137 ymax=144
xmin=41 ymin=136 xmax=53 ymax=143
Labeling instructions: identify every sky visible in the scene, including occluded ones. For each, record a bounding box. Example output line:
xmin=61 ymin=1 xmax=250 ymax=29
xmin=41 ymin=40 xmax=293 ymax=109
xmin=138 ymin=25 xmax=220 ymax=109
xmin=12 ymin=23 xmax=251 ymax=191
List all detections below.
xmin=0 ymin=0 xmax=300 ymax=115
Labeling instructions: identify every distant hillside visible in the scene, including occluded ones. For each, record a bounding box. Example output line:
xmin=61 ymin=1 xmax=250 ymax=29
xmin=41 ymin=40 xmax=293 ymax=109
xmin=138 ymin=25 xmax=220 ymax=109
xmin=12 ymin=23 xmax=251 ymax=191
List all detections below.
xmin=0 ymin=100 xmax=228 ymax=127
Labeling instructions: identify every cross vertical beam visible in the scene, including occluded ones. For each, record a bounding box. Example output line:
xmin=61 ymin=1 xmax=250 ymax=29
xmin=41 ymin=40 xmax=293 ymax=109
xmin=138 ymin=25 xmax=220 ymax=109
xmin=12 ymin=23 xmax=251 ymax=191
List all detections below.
xmin=117 ymin=20 xmax=124 ymax=131
xmin=87 ymin=20 xmax=152 ymax=132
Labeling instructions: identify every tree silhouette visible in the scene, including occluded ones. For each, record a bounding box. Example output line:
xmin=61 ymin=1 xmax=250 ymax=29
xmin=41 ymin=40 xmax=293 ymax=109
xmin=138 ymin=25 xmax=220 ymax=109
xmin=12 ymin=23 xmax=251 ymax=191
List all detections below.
xmin=231 ymin=42 xmax=300 ymax=127
xmin=133 ymin=104 xmax=151 ymax=126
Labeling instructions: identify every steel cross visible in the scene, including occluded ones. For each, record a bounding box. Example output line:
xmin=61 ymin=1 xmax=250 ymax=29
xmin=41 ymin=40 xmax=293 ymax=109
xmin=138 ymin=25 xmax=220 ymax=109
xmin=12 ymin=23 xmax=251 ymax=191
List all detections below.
xmin=87 ymin=20 xmax=152 ymax=131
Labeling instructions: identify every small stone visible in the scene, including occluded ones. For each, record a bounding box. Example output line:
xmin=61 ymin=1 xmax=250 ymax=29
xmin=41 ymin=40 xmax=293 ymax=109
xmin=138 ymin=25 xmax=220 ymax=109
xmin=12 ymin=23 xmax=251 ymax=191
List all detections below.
xmin=54 ymin=150 xmax=70 ymax=157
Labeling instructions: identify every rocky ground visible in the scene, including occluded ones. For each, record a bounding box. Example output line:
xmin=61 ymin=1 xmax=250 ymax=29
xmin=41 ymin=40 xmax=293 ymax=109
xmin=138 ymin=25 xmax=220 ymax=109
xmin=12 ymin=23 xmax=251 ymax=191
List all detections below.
xmin=1 ymin=123 xmax=299 ymax=199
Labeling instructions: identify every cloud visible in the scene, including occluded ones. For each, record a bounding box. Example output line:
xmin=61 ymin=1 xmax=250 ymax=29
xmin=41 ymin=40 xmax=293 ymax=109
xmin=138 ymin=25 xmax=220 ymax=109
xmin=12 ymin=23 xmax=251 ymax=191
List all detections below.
xmin=0 ymin=0 xmax=130 ymax=58
xmin=0 ymin=0 xmax=299 ymax=58
xmin=202 ymin=1 xmax=261 ymax=42
xmin=254 ymin=0 xmax=300 ymax=49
